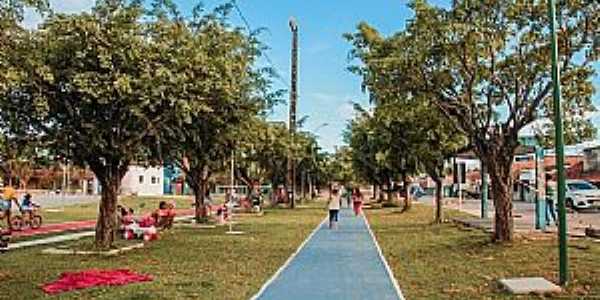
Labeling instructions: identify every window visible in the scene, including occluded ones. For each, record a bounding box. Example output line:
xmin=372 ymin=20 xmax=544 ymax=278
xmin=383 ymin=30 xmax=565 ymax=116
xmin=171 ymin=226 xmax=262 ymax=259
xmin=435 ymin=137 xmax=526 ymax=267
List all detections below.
xmin=514 ymin=155 xmax=533 ymax=162
xmin=151 ymin=176 xmax=157 ymax=184
xmin=139 ymin=176 xmax=144 ymax=184
xmin=567 ymin=182 xmax=596 ymax=191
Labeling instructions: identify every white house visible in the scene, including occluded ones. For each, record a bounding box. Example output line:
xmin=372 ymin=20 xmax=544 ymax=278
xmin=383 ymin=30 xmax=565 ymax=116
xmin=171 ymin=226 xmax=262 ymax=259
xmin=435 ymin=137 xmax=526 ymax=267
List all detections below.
xmin=92 ymin=165 xmax=164 ymax=196
xmin=120 ymin=166 xmax=164 ymax=196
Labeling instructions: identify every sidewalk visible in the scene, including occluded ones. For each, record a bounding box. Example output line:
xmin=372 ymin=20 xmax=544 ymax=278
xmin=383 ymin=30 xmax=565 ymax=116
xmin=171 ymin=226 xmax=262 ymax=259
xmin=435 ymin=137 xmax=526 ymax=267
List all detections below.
xmin=8 ymin=210 xmax=196 ymax=250
xmin=10 ymin=208 xmax=196 ymax=239
xmin=421 ymin=196 xmax=600 ymax=237
xmin=252 ymin=209 xmax=404 ymax=300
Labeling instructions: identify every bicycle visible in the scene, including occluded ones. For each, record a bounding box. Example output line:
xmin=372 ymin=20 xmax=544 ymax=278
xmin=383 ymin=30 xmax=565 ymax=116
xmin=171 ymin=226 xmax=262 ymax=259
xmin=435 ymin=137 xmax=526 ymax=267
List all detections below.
xmin=11 ymin=204 xmax=43 ymax=231
xmin=0 ymin=207 xmax=19 ymax=231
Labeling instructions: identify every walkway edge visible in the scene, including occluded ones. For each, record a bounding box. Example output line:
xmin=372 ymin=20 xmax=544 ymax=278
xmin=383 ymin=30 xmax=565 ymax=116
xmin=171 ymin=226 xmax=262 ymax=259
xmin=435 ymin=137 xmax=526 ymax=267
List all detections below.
xmin=249 ymin=216 xmax=328 ymax=300
xmin=362 ymin=213 xmax=406 ymax=300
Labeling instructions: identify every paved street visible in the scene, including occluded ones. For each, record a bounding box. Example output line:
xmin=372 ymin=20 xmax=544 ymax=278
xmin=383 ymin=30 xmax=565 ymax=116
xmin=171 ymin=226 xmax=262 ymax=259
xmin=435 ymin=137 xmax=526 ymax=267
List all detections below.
xmin=253 ymin=208 xmax=404 ymax=300
xmin=29 ymin=194 xmax=99 ymax=209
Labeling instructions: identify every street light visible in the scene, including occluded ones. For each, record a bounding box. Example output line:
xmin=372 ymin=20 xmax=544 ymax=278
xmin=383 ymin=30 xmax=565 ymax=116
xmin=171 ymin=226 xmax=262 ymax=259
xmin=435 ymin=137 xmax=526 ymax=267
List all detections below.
xmin=309 ymin=123 xmax=328 ymax=199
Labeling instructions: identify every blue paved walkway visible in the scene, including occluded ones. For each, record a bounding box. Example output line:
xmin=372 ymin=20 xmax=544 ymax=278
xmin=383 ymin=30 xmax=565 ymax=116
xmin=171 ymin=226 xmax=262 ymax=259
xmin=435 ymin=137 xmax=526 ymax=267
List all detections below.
xmin=253 ymin=209 xmax=404 ymax=300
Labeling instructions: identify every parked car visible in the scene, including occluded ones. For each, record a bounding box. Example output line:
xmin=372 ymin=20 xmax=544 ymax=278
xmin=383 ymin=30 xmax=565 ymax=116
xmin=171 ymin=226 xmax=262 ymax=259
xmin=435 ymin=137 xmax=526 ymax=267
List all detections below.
xmin=566 ymin=180 xmax=600 ymax=210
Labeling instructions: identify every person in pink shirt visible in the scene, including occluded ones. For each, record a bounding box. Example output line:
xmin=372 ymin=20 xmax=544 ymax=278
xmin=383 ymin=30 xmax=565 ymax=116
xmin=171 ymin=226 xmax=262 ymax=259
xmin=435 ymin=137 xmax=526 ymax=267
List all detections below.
xmin=352 ymin=188 xmax=364 ymax=216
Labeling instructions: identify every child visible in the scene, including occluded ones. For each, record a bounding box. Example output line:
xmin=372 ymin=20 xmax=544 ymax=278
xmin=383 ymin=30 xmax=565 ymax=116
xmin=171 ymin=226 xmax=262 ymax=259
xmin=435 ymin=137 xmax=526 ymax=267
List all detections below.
xmin=20 ymin=194 xmax=36 ymax=220
xmin=352 ymin=188 xmax=364 ymax=216
xmin=328 ymin=187 xmax=341 ymax=229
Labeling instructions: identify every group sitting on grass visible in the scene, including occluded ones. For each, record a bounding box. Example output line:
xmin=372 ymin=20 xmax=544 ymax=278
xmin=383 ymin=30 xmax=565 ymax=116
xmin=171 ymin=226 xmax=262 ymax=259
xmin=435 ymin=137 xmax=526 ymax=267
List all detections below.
xmin=117 ymin=201 xmax=176 ymax=241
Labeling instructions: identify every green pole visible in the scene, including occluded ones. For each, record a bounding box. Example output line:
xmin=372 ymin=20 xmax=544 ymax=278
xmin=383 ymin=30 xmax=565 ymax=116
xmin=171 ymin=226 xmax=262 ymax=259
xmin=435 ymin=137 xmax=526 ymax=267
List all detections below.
xmin=481 ymin=162 xmax=488 ymax=219
xmin=547 ymin=0 xmax=568 ymax=285
xmin=535 ymin=147 xmax=546 ymax=230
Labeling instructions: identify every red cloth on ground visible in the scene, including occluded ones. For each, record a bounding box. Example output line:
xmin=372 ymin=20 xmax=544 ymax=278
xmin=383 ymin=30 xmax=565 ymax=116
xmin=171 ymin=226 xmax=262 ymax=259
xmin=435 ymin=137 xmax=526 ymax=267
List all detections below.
xmin=41 ymin=269 xmax=153 ymax=295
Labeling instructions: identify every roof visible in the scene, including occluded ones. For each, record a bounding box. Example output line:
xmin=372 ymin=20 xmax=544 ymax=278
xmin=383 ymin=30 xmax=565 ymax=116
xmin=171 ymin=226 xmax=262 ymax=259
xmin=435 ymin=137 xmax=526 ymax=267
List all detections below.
xmin=455 ymin=145 xmax=536 ymax=159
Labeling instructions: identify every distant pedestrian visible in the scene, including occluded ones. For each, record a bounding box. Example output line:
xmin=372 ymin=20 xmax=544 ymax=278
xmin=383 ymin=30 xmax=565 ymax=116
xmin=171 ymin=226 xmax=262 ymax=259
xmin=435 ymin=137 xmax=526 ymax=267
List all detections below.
xmin=339 ymin=185 xmax=349 ymax=208
xmin=352 ymin=188 xmax=363 ymax=216
xmin=328 ymin=187 xmax=341 ymax=229
xmin=347 ymin=186 xmax=353 ymax=208
xmin=546 ymin=174 xmax=558 ymax=226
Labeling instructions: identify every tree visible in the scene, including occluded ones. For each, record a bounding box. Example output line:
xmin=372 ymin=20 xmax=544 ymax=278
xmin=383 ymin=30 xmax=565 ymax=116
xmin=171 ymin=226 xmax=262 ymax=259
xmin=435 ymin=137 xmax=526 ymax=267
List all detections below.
xmin=0 ymin=1 xmax=192 ymax=247
xmin=234 ymin=119 xmax=324 ymax=205
xmin=0 ymin=0 xmax=49 ymax=185
xmin=236 ymin=118 xmax=291 ymax=197
xmin=156 ymin=4 xmax=278 ymax=222
xmin=345 ymin=109 xmax=396 ymax=203
xmin=347 ymin=0 xmax=599 ymax=241
xmin=408 ymin=102 xmax=465 ymax=222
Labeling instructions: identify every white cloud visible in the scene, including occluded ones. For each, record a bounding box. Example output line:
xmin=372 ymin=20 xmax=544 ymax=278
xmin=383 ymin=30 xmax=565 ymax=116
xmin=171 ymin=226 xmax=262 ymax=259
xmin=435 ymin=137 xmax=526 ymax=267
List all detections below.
xmin=306 ymin=42 xmax=332 ymax=55
xmin=584 ymin=110 xmax=600 ymax=120
xmin=519 ymin=118 xmax=551 ymax=137
xmin=336 ymin=102 xmax=356 ymax=118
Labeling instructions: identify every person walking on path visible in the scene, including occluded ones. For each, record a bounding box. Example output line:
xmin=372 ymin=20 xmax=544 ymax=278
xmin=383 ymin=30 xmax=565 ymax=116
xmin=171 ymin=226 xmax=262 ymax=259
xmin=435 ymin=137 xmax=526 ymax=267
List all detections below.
xmin=328 ymin=187 xmax=341 ymax=229
xmin=340 ymin=185 xmax=350 ymax=208
xmin=545 ymin=175 xmax=558 ymax=226
xmin=352 ymin=188 xmax=363 ymax=216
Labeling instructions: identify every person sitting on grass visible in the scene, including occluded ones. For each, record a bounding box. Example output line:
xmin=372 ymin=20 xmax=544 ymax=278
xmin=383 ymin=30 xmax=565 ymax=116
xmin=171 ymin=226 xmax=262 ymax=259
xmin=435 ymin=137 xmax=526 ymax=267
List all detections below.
xmin=117 ymin=205 xmax=135 ymax=231
xmin=152 ymin=201 xmax=176 ymax=230
xmin=216 ymin=197 xmax=231 ymax=224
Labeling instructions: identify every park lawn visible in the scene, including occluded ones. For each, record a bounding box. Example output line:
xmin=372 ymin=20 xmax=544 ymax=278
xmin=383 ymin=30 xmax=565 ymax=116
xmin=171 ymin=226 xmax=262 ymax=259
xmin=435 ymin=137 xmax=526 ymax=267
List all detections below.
xmin=40 ymin=196 xmax=198 ymax=225
xmin=0 ymin=207 xmax=325 ymax=300
xmin=366 ymin=205 xmax=600 ymax=299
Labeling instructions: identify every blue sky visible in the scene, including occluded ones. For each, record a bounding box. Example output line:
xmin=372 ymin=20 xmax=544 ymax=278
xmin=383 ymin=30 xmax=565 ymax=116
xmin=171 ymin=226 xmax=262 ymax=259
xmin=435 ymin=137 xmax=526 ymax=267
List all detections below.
xmin=24 ymin=0 xmax=599 ymax=152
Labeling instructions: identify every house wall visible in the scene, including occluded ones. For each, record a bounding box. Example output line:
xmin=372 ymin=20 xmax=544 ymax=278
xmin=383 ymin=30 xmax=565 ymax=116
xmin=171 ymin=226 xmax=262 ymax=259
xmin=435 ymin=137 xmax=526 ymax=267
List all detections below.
xmin=584 ymin=148 xmax=600 ymax=172
xmin=120 ymin=166 xmax=164 ymax=196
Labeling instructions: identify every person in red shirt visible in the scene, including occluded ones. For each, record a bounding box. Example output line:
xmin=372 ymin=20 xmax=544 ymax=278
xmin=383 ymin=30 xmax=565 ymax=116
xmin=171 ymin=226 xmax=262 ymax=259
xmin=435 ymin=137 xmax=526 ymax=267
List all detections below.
xmin=352 ymin=188 xmax=364 ymax=216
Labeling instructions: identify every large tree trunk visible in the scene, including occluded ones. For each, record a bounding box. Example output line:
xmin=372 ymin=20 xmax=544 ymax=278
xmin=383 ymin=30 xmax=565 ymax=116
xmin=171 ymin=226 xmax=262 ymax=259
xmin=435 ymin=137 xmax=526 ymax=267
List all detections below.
xmin=433 ymin=176 xmax=443 ymax=223
xmin=95 ymin=174 xmax=120 ymax=249
xmin=486 ymin=156 xmax=514 ymax=242
xmin=378 ymin=184 xmax=384 ymax=202
xmin=191 ymin=179 xmax=209 ymax=223
xmin=401 ymin=172 xmax=412 ymax=213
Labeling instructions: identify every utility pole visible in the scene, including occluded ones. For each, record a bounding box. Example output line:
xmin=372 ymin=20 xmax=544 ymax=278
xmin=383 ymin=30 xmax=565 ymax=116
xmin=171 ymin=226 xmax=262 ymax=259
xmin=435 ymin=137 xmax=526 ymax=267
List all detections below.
xmin=287 ymin=17 xmax=299 ymax=209
xmin=547 ymin=0 xmax=568 ymax=285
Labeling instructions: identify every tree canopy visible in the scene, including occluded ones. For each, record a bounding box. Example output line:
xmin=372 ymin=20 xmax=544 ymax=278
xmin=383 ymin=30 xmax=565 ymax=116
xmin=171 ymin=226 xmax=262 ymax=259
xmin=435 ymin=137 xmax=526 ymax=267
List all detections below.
xmin=347 ymin=0 xmax=599 ymax=240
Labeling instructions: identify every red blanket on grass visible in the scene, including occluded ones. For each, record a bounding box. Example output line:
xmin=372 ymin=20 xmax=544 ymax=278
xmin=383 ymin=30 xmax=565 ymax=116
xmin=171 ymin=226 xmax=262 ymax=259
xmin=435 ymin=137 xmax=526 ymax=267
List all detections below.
xmin=42 ymin=269 xmax=153 ymax=295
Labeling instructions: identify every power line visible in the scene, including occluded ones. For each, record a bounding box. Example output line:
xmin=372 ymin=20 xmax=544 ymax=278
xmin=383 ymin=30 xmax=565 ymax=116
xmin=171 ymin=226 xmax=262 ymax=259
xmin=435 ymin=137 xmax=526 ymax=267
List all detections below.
xmin=232 ymin=0 xmax=290 ymax=89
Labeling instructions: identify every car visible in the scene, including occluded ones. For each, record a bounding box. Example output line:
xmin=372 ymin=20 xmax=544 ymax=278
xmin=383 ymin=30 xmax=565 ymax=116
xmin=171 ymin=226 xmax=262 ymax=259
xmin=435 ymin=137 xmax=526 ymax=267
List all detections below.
xmin=565 ymin=179 xmax=600 ymax=210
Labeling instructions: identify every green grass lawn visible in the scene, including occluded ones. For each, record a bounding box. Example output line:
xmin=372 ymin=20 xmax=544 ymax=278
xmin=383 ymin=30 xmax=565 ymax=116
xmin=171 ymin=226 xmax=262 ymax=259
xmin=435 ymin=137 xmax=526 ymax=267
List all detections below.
xmin=41 ymin=196 xmax=197 ymax=224
xmin=366 ymin=204 xmax=600 ymax=299
xmin=0 ymin=207 xmax=325 ymax=299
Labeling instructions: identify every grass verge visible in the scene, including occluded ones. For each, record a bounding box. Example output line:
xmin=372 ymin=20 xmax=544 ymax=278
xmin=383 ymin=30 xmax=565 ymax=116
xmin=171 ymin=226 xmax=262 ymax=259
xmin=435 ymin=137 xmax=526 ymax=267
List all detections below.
xmin=366 ymin=205 xmax=600 ymax=299
xmin=0 ymin=207 xmax=324 ymax=299
xmin=41 ymin=196 xmax=196 ymax=225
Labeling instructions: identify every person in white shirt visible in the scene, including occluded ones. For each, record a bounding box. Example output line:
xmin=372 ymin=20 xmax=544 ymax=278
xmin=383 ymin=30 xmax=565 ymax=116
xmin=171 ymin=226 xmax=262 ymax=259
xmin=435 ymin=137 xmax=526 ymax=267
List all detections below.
xmin=328 ymin=187 xmax=341 ymax=229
